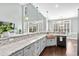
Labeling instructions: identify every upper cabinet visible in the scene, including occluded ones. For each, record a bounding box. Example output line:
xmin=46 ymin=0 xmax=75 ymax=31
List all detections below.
xmin=48 ymin=17 xmax=78 ymax=35
xmin=53 ymin=20 xmax=71 ymax=34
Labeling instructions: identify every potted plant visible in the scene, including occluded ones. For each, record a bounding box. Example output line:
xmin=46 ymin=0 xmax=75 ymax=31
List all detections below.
xmin=0 ymin=22 xmax=14 ymax=38
xmin=0 ymin=25 xmax=4 ymax=38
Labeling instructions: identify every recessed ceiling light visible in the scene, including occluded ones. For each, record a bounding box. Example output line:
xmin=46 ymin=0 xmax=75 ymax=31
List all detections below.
xmin=55 ymin=4 xmax=59 ymax=8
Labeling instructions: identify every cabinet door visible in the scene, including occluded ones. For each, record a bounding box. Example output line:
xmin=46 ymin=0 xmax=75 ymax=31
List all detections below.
xmin=24 ymin=44 xmax=34 ymax=56
xmin=11 ymin=49 xmax=24 ymax=56
xmin=40 ymin=37 xmax=46 ymax=53
xmin=43 ymin=37 xmax=46 ymax=48
xmin=24 ymin=46 xmax=31 ymax=56
xmin=34 ymin=40 xmax=41 ymax=56
xmin=40 ymin=39 xmax=44 ymax=53
xmin=47 ymin=39 xmax=57 ymax=46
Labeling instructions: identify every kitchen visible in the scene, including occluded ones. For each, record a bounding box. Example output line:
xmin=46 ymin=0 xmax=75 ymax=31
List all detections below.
xmin=0 ymin=3 xmax=78 ymax=56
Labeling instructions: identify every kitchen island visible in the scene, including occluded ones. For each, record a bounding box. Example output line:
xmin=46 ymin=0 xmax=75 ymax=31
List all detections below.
xmin=0 ymin=33 xmax=47 ymax=56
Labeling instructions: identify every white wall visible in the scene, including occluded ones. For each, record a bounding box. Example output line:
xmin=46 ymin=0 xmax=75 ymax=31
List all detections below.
xmin=0 ymin=3 xmax=47 ymax=33
xmin=71 ymin=17 xmax=78 ymax=34
xmin=26 ymin=4 xmax=46 ymax=21
xmin=24 ymin=4 xmax=46 ymax=32
xmin=0 ymin=3 xmax=22 ymax=30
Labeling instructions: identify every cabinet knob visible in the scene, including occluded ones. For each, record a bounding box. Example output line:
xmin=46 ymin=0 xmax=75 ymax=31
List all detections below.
xmin=27 ymin=47 xmax=31 ymax=49
xmin=50 ymin=40 xmax=52 ymax=41
xmin=37 ymin=47 xmax=39 ymax=49
xmin=43 ymin=41 xmax=45 ymax=43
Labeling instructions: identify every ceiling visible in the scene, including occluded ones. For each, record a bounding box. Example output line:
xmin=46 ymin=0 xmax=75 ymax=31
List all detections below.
xmin=33 ymin=3 xmax=79 ymax=19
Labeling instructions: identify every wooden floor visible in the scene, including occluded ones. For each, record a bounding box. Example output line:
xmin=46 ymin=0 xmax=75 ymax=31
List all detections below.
xmin=40 ymin=46 xmax=66 ymax=56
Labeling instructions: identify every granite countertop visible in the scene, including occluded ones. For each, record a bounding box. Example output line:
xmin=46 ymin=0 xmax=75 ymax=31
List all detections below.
xmin=53 ymin=34 xmax=67 ymax=36
xmin=67 ymin=33 xmax=77 ymax=40
xmin=47 ymin=33 xmax=67 ymax=36
xmin=0 ymin=34 xmax=46 ymax=56
xmin=0 ymin=33 xmax=37 ymax=40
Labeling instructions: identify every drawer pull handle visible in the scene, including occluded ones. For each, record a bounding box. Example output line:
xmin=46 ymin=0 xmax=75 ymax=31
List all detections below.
xmin=27 ymin=47 xmax=31 ymax=49
xmin=50 ymin=40 xmax=52 ymax=41
xmin=37 ymin=47 xmax=39 ymax=49
xmin=43 ymin=41 xmax=45 ymax=42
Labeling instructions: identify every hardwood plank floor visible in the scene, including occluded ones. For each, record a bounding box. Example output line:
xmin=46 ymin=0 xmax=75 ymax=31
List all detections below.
xmin=40 ymin=46 xmax=66 ymax=56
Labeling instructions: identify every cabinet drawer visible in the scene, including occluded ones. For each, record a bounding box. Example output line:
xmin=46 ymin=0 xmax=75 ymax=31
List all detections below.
xmin=24 ymin=45 xmax=31 ymax=50
xmin=41 ymin=39 xmax=46 ymax=47
xmin=35 ymin=45 xmax=40 ymax=52
xmin=24 ymin=50 xmax=30 ymax=56
xmin=11 ymin=49 xmax=24 ymax=56
xmin=47 ymin=39 xmax=57 ymax=46
xmin=34 ymin=40 xmax=41 ymax=55
xmin=24 ymin=44 xmax=34 ymax=56
xmin=24 ymin=47 xmax=31 ymax=56
xmin=35 ymin=47 xmax=40 ymax=55
xmin=42 ymin=38 xmax=46 ymax=43
xmin=34 ymin=40 xmax=40 ymax=46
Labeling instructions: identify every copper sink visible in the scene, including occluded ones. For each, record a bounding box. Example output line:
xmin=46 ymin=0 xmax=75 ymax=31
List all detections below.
xmin=47 ymin=34 xmax=55 ymax=39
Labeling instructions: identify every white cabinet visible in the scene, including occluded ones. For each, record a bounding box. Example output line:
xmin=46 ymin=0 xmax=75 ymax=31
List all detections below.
xmin=47 ymin=39 xmax=57 ymax=46
xmin=33 ymin=40 xmax=41 ymax=56
xmin=32 ymin=37 xmax=46 ymax=56
xmin=10 ymin=36 xmax=46 ymax=56
xmin=40 ymin=37 xmax=46 ymax=53
xmin=24 ymin=43 xmax=34 ymax=56
xmin=42 ymin=37 xmax=46 ymax=48
xmin=53 ymin=20 xmax=71 ymax=34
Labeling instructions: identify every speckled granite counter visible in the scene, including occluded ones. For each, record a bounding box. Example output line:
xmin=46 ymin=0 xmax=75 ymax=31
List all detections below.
xmin=0 ymin=34 xmax=46 ymax=56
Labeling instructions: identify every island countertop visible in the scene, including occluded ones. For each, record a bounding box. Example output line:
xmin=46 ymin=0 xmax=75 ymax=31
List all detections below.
xmin=0 ymin=34 xmax=46 ymax=56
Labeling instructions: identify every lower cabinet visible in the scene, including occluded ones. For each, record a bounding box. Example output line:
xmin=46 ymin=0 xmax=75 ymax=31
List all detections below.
xmin=33 ymin=40 xmax=41 ymax=56
xmin=33 ymin=37 xmax=46 ymax=56
xmin=46 ymin=38 xmax=57 ymax=46
xmin=11 ymin=49 xmax=24 ymax=56
xmin=24 ymin=44 xmax=34 ymax=56
xmin=40 ymin=37 xmax=46 ymax=53
xmin=11 ymin=37 xmax=46 ymax=56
